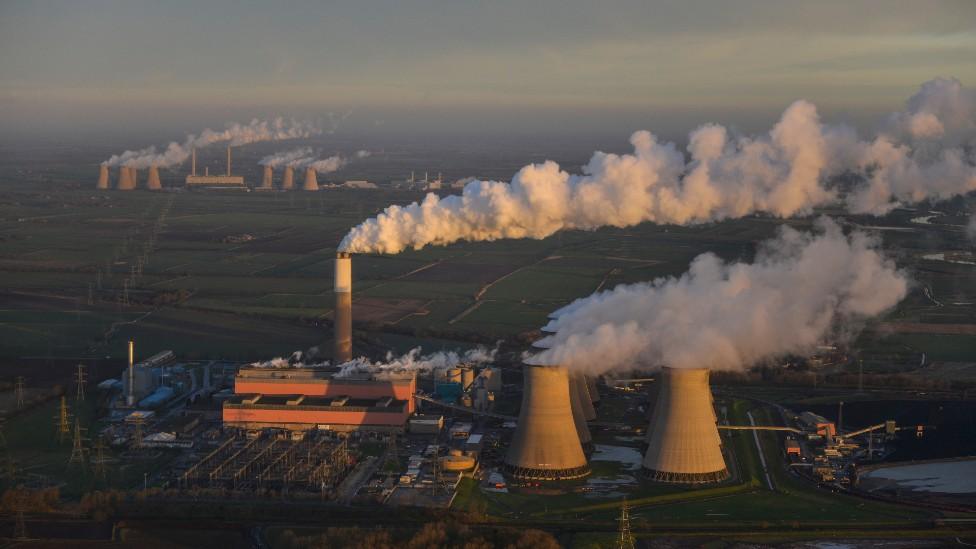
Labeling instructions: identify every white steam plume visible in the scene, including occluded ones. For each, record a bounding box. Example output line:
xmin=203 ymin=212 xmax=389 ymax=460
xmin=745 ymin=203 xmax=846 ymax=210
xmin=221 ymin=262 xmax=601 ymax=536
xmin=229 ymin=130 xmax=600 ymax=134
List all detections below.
xmin=340 ymin=78 xmax=976 ymax=254
xmin=334 ymin=345 xmax=497 ymax=378
xmin=531 ymin=218 xmax=908 ymax=374
xmin=260 ymin=147 xmax=313 ymax=168
xmin=308 ymin=154 xmax=346 ymax=173
xmin=103 ymin=117 xmax=321 ymax=169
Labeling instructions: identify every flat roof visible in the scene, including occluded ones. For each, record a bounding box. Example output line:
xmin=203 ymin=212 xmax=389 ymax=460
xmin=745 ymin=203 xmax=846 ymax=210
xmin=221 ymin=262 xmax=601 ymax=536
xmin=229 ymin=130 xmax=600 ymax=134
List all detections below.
xmin=226 ymin=393 xmax=407 ymax=410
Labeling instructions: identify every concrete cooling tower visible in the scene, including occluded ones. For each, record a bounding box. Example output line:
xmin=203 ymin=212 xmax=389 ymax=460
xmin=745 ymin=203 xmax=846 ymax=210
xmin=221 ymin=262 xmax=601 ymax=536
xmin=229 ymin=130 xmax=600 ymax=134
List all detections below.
xmin=568 ymin=374 xmax=594 ymax=453
xmin=572 ymin=373 xmax=597 ymax=421
xmin=303 ymin=167 xmax=319 ymax=191
xmin=97 ymin=165 xmax=110 ymax=190
xmin=642 ymin=367 xmax=729 ymax=484
xmin=334 ymin=252 xmax=352 ymax=363
xmin=586 ymin=375 xmax=601 ymax=405
xmin=282 ymin=166 xmax=295 ymax=190
xmin=261 ymin=166 xmax=273 ymax=189
xmin=116 ymin=167 xmax=135 ymax=190
xmin=130 ymin=168 xmax=139 ymax=189
xmin=505 ymin=362 xmax=589 ymax=482
xmin=146 ymin=166 xmax=162 ymax=190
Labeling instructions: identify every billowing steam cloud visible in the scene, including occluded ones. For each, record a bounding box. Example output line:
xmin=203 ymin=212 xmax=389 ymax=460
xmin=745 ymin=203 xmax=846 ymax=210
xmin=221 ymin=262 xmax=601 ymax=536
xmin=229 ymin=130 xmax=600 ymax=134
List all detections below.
xmin=283 ymin=152 xmax=358 ymax=173
xmin=334 ymin=345 xmax=497 ymax=378
xmin=532 ymin=218 xmax=908 ymax=374
xmin=104 ymin=117 xmax=321 ymax=169
xmin=260 ymin=147 xmax=313 ymax=168
xmin=308 ymin=154 xmax=346 ymax=173
xmin=340 ymin=78 xmax=976 ymax=254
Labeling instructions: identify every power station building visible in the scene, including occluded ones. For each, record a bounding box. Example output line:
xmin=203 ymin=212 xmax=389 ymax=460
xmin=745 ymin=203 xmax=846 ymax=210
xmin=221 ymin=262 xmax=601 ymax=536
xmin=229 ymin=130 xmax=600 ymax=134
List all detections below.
xmin=223 ymin=365 xmax=416 ymax=433
xmin=185 ymin=146 xmax=246 ymax=189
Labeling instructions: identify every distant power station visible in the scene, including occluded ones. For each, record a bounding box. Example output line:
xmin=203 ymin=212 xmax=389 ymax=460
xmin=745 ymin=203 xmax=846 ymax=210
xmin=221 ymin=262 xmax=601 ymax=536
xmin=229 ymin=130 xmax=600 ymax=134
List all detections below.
xmin=184 ymin=146 xmax=246 ymax=189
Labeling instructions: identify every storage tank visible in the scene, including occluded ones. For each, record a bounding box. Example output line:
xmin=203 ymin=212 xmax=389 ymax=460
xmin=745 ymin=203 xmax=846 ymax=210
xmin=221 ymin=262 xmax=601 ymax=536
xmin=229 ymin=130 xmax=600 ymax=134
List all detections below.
xmin=461 ymin=368 xmax=475 ymax=389
xmin=447 ymin=368 xmax=462 ymax=384
xmin=642 ymin=367 xmax=729 ymax=484
xmin=504 ymin=361 xmax=589 ymax=482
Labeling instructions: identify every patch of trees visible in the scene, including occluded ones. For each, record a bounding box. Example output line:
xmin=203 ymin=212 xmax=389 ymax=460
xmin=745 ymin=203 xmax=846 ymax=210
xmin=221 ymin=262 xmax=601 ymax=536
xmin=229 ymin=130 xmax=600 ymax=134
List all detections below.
xmin=271 ymin=520 xmax=560 ymax=549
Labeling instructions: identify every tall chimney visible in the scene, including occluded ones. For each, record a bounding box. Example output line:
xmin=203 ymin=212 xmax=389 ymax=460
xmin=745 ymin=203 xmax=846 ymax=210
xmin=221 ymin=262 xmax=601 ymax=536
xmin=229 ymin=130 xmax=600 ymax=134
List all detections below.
xmin=504 ymin=361 xmax=589 ymax=482
xmin=282 ymin=166 xmax=295 ymax=190
xmin=191 ymin=147 xmax=197 ymax=176
xmin=97 ymin=165 xmax=110 ymax=190
xmin=261 ymin=165 xmax=273 ymax=189
xmin=334 ymin=252 xmax=352 ymax=363
xmin=226 ymin=146 xmax=232 ymax=176
xmin=642 ymin=367 xmax=729 ymax=484
xmin=146 ymin=166 xmax=162 ymax=190
xmin=126 ymin=340 xmax=136 ymax=406
xmin=303 ymin=167 xmax=319 ymax=191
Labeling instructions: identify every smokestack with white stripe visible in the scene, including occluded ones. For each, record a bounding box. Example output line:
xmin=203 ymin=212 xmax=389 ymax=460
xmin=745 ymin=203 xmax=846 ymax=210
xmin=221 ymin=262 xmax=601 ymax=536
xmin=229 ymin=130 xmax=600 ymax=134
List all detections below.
xmin=334 ymin=252 xmax=352 ymax=363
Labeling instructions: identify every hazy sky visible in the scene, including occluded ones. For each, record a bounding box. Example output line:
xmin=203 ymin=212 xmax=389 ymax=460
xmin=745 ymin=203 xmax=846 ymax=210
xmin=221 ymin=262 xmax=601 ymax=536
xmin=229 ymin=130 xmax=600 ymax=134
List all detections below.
xmin=1 ymin=0 xmax=974 ymax=140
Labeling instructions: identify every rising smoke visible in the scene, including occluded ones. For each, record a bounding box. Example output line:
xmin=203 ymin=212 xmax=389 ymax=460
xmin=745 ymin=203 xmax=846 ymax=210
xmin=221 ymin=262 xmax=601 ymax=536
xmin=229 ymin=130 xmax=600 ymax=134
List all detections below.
xmin=340 ymin=78 xmax=976 ymax=254
xmin=531 ymin=218 xmax=908 ymax=374
xmin=333 ymin=346 xmax=497 ymax=378
xmin=260 ymin=147 xmax=314 ymax=168
xmin=104 ymin=117 xmax=321 ymax=169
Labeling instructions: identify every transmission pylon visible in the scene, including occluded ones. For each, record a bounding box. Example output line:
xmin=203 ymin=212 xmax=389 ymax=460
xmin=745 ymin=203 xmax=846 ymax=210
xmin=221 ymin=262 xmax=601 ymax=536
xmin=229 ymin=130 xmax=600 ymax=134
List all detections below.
xmin=92 ymin=437 xmax=108 ymax=480
xmin=68 ymin=418 xmax=87 ymax=467
xmin=616 ymin=497 xmax=635 ymax=549
xmin=14 ymin=377 xmax=25 ymax=409
xmin=75 ymin=364 xmax=87 ymax=401
xmin=55 ymin=396 xmax=71 ymax=443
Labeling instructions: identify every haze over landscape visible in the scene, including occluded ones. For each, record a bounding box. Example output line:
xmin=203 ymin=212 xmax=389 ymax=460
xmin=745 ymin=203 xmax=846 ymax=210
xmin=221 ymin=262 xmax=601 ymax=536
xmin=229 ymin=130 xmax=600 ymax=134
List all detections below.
xmin=1 ymin=2 xmax=975 ymax=548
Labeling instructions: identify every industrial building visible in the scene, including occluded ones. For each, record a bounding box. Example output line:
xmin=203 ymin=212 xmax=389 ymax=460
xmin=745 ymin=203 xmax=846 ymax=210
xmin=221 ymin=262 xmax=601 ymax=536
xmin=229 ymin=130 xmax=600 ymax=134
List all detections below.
xmin=642 ymin=367 xmax=729 ymax=484
xmin=224 ymin=365 xmax=417 ymax=433
xmin=185 ymin=146 xmax=246 ymax=189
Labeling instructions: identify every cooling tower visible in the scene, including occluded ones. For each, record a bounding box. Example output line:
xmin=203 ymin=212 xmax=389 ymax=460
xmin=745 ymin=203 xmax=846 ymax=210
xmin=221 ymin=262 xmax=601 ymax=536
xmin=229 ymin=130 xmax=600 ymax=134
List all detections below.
xmin=568 ymin=374 xmax=594 ymax=453
xmin=586 ymin=375 xmax=600 ymax=405
xmin=572 ymin=373 xmax=597 ymax=421
xmin=504 ymin=362 xmax=589 ymax=482
xmin=261 ymin=165 xmax=273 ymax=189
xmin=303 ymin=167 xmax=319 ymax=191
xmin=282 ymin=166 xmax=295 ymax=190
xmin=116 ymin=166 xmax=135 ymax=190
xmin=334 ymin=252 xmax=352 ymax=363
xmin=130 ymin=168 xmax=139 ymax=189
xmin=642 ymin=367 xmax=729 ymax=484
xmin=97 ymin=165 xmax=110 ymax=190
xmin=146 ymin=166 xmax=162 ymax=190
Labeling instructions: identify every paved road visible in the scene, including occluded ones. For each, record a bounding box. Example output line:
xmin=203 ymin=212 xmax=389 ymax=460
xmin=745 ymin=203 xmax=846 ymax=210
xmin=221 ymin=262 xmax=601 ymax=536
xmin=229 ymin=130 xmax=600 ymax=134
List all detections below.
xmin=747 ymin=411 xmax=775 ymax=491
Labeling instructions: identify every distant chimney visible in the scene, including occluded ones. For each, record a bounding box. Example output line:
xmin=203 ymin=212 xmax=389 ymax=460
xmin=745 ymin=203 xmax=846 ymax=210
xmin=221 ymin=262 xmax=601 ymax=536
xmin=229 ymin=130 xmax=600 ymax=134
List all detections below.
xmin=334 ymin=252 xmax=353 ymax=363
xmin=282 ymin=166 xmax=295 ymax=190
xmin=146 ymin=166 xmax=162 ymax=190
xmin=126 ymin=340 xmax=135 ymax=406
xmin=303 ymin=167 xmax=318 ymax=191
xmin=97 ymin=165 xmax=110 ymax=190
xmin=191 ymin=147 xmax=197 ymax=176
xmin=226 ymin=145 xmax=232 ymax=176
xmin=261 ymin=165 xmax=273 ymax=189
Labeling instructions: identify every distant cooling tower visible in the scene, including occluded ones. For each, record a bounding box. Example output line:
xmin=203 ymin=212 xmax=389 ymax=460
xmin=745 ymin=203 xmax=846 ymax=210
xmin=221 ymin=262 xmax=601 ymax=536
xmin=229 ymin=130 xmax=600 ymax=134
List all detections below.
xmin=303 ymin=167 xmax=318 ymax=191
xmin=97 ymin=165 xmax=110 ymax=190
xmin=504 ymin=362 xmax=589 ymax=482
xmin=334 ymin=252 xmax=352 ymax=363
xmin=586 ymin=375 xmax=600 ymax=405
xmin=261 ymin=165 xmax=273 ymax=189
xmin=130 ymin=168 xmax=139 ymax=189
xmin=642 ymin=367 xmax=729 ymax=484
xmin=568 ymin=374 xmax=594 ymax=452
xmin=117 ymin=166 xmax=135 ymax=190
xmin=282 ymin=166 xmax=295 ymax=190
xmin=572 ymin=373 xmax=597 ymax=422
xmin=146 ymin=166 xmax=162 ymax=190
